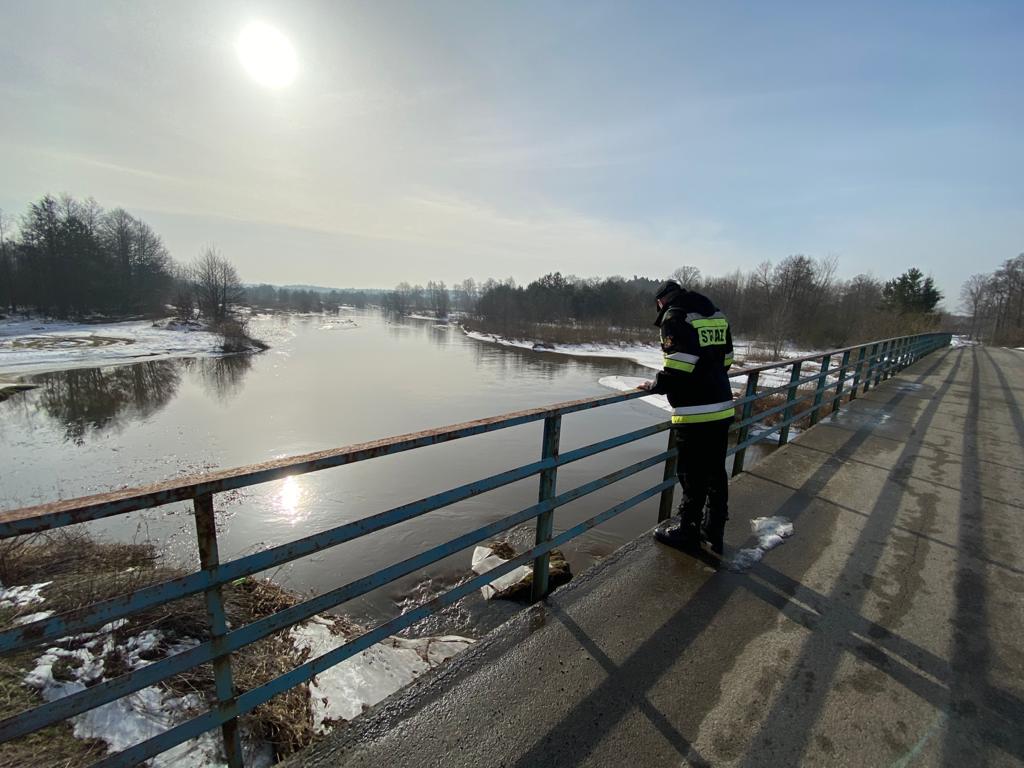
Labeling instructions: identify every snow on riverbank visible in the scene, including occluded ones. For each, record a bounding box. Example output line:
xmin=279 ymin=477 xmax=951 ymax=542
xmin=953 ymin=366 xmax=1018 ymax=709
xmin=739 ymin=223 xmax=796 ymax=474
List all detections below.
xmin=290 ymin=618 xmax=472 ymax=731
xmin=0 ymin=317 xmax=227 ymax=375
xmin=463 ymin=329 xmax=664 ymax=369
xmin=461 ymin=327 xmax=826 ymax=389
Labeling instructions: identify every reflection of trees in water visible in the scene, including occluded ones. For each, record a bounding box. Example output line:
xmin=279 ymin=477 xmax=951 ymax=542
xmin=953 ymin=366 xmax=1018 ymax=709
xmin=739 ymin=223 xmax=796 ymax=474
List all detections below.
xmin=183 ymin=354 xmax=253 ymax=402
xmin=23 ymin=355 xmax=253 ymax=443
xmin=34 ymin=360 xmax=182 ymax=444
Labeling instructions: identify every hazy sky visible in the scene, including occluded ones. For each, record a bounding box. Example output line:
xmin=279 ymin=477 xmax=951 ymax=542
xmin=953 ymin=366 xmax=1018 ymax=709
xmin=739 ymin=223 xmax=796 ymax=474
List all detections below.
xmin=1 ymin=1 xmax=1021 ymax=305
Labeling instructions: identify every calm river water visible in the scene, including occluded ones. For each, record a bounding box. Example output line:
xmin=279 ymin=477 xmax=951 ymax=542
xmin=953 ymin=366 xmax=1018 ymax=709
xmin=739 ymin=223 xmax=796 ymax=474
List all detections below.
xmin=0 ymin=311 xmax=746 ymax=634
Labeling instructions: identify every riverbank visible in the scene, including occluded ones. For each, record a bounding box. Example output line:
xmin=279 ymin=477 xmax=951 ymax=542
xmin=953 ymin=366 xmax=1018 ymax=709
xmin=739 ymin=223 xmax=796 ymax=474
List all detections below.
xmin=460 ymin=326 xmax=840 ymax=392
xmin=0 ymin=316 xmax=266 ymax=376
xmin=0 ymin=532 xmax=472 ymax=767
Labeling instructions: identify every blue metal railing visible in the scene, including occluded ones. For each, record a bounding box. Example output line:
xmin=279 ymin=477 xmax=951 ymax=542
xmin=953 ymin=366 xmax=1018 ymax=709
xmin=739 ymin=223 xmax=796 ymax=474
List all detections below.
xmin=0 ymin=331 xmax=951 ymax=767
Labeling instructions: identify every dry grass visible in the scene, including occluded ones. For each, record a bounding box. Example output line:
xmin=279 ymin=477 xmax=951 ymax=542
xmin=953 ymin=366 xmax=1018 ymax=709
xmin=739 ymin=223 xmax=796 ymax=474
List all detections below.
xmin=0 ymin=598 xmax=108 ymax=768
xmin=0 ymin=531 xmax=316 ymax=765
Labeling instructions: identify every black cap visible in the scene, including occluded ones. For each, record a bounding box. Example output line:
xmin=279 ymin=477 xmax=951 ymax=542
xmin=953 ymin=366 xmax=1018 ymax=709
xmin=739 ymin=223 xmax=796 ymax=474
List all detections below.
xmin=653 ymin=280 xmax=683 ymax=327
xmin=655 ymin=280 xmax=682 ymax=303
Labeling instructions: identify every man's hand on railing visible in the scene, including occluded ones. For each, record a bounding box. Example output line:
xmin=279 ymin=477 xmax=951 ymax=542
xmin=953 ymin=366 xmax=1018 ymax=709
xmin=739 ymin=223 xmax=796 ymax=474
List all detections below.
xmin=637 ymin=381 xmax=653 ymax=391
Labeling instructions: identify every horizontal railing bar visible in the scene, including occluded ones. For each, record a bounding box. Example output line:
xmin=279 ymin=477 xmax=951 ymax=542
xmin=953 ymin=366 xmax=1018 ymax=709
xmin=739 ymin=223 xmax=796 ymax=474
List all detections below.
xmin=731 ymin=338 xmax=928 ymax=411
xmin=734 ymin=361 xmax=852 ymax=402
xmin=731 ymin=368 xmax=865 ymax=429
xmin=0 ymin=449 xmax=673 ymax=740
xmin=729 ymin=333 xmax=941 ymax=377
xmin=88 ymin=477 xmax=674 ymax=768
xmin=730 ymin=391 xmax=819 ymax=431
xmin=1 ymin=422 xmax=670 ymax=654
xmin=729 ymin=421 xmax=788 ymax=455
xmin=730 ymin=363 xmax=870 ymax=428
xmin=0 ymin=390 xmax=649 ymax=535
xmin=729 ymin=345 xmax=932 ymax=449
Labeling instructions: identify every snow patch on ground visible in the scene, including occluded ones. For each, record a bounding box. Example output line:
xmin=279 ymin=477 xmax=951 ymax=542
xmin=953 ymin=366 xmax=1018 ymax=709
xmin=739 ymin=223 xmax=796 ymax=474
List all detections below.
xmin=289 ymin=616 xmax=472 ymax=731
xmin=24 ymin=621 xmax=272 ymax=768
xmin=15 ymin=610 xmax=54 ymax=625
xmin=0 ymin=580 xmax=51 ymax=607
xmin=470 ymin=546 xmax=533 ymax=599
xmin=729 ymin=516 xmax=794 ymax=571
xmin=0 ymin=317 xmax=226 ymax=375
xmin=950 ymin=335 xmax=980 ymax=348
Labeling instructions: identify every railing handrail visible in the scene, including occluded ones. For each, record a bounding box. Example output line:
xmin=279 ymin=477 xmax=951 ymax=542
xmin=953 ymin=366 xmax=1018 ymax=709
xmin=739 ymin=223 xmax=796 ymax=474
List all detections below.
xmin=0 ymin=330 xmax=952 ymax=768
xmin=728 ymin=332 xmax=931 ymax=376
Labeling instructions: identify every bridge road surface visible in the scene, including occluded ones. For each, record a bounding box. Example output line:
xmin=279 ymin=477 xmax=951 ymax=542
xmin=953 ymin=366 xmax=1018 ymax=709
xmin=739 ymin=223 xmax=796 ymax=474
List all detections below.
xmin=289 ymin=346 xmax=1024 ymax=768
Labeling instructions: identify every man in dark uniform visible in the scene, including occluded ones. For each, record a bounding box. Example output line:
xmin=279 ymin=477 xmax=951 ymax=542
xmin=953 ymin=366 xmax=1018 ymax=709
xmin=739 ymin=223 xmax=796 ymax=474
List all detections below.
xmin=639 ymin=280 xmax=735 ymax=554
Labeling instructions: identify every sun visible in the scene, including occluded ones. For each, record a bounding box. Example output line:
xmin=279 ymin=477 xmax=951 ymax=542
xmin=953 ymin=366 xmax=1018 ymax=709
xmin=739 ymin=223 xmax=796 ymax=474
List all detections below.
xmin=236 ymin=21 xmax=298 ymax=89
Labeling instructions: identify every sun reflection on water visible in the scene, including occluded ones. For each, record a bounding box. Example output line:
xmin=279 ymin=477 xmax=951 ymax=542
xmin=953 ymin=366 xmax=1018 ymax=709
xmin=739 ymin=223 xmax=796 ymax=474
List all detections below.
xmin=277 ymin=475 xmax=307 ymax=525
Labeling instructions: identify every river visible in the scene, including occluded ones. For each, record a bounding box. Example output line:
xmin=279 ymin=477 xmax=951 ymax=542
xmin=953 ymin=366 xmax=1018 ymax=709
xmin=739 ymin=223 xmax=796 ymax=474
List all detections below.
xmin=0 ymin=310 xmax=763 ymax=635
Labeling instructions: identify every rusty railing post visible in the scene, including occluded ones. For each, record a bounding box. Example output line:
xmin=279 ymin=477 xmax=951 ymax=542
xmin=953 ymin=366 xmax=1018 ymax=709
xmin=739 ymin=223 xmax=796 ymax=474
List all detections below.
xmin=809 ymin=353 xmax=832 ymax=427
xmin=864 ymin=343 xmax=879 ymax=392
xmin=194 ymin=493 xmax=244 ymax=768
xmin=875 ymin=341 xmax=889 ymax=385
xmin=850 ymin=346 xmax=866 ymax=400
xmin=779 ymin=360 xmax=802 ymax=446
xmin=832 ymin=349 xmax=851 ymax=414
xmin=657 ymin=427 xmax=679 ymax=522
xmin=531 ymin=414 xmax=561 ymax=602
xmin=732 ymin=371 xmax=759 ymax=477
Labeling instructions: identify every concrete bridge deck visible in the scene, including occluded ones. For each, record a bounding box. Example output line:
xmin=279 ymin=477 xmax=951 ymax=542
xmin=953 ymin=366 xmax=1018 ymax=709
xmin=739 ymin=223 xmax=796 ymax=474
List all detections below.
xmin=291 ymin=346 xmax=1024 ymax=768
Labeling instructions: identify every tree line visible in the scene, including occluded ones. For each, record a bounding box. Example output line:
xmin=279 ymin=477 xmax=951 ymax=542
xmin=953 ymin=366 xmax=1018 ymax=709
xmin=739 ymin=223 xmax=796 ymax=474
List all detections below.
xmin=245 ymin=284 xmax=377 ymax=313
xmin=0 ymin=195 xmax=173 ymax=317
xmin=0 ymin=195 xmax=248 ymax=329
xmin=960 ymin=254 xmax=1024 ymax=346
xmin=461 ymin=258 xmax=945 ymax=353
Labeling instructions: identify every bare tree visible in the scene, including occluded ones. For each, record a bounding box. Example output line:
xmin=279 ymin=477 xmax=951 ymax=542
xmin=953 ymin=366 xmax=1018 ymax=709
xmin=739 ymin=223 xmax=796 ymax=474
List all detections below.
xmin=192 ymin=246 xmax=242 ymax=323
xmin=960 ymin=274 xmax=988 ymax=340
xmin=427 ymin=280 xmax=450 ymax=317
xmin=670 ymin=265 xmax=702 ymax=289
xmin=0 ymin=208 xmax=13 ymax=311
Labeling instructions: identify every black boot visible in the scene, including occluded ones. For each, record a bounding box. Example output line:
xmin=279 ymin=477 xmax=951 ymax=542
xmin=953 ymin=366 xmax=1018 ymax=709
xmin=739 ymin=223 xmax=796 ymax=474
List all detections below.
xmin=654 ymin=516 xmax=701 ymax=552
xmin=703 ymin=517 xmax=726 ymax=556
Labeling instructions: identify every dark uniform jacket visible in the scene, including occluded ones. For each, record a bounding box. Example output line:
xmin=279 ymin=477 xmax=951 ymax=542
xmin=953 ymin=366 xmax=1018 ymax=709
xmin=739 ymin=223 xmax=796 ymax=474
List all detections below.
xmin=649 ymin=291 xmax=735 ymax=425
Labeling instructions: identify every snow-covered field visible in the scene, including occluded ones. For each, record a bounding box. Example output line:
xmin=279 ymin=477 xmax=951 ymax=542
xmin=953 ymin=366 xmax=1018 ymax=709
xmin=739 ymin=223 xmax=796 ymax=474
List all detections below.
xmin=2 ymin=579 xmax=472 ymax=767
xmin=0 ymin=317 xmax=226 ymax=376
